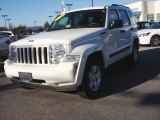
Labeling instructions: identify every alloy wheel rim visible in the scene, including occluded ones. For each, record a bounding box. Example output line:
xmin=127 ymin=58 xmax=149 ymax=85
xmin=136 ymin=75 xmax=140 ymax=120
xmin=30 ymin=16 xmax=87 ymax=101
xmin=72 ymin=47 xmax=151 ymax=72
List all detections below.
xmin=88 ymin=65 xmax=101 ymax=92
xmin=153 ymin=37 xmax=160 ymax=46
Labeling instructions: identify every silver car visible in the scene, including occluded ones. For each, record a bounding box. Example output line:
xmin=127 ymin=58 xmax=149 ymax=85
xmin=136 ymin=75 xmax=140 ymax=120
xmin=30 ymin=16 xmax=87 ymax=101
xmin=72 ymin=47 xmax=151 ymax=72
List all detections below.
xmin=0 ymin=35 xmax=12 ymax=60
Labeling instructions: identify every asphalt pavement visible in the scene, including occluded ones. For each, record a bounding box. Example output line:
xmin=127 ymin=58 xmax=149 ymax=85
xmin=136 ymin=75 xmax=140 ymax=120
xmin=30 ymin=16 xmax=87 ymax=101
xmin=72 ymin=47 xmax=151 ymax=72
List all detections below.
xmin=0 ymin=46 xmax=160 ymax=120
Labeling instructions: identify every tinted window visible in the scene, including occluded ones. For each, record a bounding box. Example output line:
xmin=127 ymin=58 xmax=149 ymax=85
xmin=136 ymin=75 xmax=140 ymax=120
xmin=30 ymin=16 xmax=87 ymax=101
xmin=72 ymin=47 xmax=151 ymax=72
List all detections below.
xmin=118 ymin=9 xmax=130 ymax=26
xmin=108 ymin=9 xmax=119 ymax=27
xmin=48 ymin=9 xmax=106 ymax=31
xmin=148 ymin=23 xmax=160 ymax=29
xmin=128 ymin=10 xmax=136 ymax=25
xmin=137 ymin=22 xmax=154 ymax=30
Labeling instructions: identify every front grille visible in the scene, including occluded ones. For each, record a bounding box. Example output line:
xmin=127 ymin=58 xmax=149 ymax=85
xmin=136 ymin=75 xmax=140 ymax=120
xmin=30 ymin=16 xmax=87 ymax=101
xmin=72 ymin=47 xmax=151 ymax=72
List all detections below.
xmin=17 ymin=47 xmax=49 ymax=64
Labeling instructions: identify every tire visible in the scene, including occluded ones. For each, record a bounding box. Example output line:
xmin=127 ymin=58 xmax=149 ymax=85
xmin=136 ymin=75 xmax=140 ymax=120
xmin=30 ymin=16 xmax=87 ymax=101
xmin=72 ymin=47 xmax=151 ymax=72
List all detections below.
xmin=150 ymin=35 xmax=160 ymax=46
xmin=127 ymin=43 xmax=139 ymax=66
xmin=78 ymin=57 xmax=104 ymax=99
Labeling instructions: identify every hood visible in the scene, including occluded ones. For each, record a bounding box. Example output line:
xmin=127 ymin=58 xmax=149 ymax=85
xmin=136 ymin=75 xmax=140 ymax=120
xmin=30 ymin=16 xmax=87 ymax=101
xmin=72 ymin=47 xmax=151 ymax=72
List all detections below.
xmin=11 ymin=28 xmax=105 ymax=46
xmin=137 ymin=29 xmax=156 ymax=35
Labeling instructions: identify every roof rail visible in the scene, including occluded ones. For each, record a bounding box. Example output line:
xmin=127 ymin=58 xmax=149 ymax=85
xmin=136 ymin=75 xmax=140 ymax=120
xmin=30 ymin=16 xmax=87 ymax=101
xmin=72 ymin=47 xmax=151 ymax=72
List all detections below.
xmin=111 ymin=4 xmax=129 ymax=8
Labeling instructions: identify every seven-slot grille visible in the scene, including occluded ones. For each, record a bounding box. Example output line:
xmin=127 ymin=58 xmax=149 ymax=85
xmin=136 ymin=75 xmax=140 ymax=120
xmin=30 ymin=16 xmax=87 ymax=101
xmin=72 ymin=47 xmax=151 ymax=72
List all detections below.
xmin=17 ymin=47 xmax=49 ymax=64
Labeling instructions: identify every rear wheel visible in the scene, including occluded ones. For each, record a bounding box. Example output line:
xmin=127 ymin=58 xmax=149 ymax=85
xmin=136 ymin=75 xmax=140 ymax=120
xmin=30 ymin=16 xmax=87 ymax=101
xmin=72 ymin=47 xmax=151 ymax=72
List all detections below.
xmin=127 ymin=43 xmax=139 ymax=66
xmin=78 ymin=57 xmax=104 ymax=99
xmin=150 ymin=35 xmax=160 ymax=46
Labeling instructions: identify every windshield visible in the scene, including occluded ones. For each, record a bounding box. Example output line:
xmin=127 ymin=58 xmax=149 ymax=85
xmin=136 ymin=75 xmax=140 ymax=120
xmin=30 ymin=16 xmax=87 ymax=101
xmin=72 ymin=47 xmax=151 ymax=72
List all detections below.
xmin=48 ymin=9 xmax=106 ymax=31
xmin=148 ymin=23 xmax=160 ymax=29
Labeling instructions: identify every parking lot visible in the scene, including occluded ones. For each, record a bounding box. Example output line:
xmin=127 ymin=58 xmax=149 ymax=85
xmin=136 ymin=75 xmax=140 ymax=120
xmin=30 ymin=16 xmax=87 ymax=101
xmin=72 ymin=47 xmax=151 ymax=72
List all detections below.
xmin=0 ymin=46 xmax=160 ymax=120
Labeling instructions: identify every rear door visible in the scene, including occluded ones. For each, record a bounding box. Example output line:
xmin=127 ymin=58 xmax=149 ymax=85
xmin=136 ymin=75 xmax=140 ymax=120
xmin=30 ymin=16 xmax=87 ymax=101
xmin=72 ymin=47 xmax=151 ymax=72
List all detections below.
xmin=117 ymin=9 xmax=132 ymax=50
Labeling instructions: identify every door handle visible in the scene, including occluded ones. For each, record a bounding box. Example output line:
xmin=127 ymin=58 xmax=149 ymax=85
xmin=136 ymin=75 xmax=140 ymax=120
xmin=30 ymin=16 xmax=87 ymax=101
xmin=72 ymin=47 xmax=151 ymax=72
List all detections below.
xmin=130 ymin=28 xmax=134 ymax=31
xmin=120 ymin=30 xmax=125 ymax=33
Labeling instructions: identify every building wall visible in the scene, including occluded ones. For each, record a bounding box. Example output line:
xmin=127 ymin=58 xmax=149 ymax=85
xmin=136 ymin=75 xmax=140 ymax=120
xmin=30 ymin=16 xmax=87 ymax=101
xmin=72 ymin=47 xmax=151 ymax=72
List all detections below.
xmin=154 ymin=0 xmax=160 ymax=21
xmin=125 ymin=0 xmax=146 ymax=21
xmin=125 ymin=0 xmax=160 ymax=21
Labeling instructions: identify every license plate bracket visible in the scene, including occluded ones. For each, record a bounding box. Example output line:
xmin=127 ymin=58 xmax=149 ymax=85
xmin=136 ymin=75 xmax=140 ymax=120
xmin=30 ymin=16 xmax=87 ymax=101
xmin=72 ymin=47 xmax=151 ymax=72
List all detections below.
xmin=19 ymin=72 xmax=32 ymax=82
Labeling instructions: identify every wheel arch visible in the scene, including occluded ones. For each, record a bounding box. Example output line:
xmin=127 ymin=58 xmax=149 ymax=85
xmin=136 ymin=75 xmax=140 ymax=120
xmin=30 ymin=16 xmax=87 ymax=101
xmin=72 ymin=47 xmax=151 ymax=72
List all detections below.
xmin=71 ymin=44 xmax=106 ymax=86
xmin=133 ymin=37 xmax=139 ymax=50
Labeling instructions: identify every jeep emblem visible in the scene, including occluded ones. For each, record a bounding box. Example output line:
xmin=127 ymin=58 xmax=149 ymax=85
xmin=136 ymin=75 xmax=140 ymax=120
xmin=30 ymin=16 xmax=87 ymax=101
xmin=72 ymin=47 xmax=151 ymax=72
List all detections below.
xmin=28 ymin=40 xmax=34 ymax=42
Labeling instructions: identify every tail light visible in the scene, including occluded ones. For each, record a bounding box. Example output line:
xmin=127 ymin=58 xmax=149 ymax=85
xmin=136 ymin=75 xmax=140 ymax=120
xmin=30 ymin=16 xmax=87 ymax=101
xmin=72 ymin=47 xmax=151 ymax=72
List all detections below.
xmin=5 ymin=40 xmax=12 ymax=44
xmin=5 ymin=38 xmax=15 ymax=44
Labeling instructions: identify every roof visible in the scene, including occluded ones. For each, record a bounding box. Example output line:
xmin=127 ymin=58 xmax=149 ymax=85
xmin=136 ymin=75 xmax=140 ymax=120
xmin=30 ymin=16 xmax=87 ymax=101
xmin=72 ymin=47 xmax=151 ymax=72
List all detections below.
xmin=65 ymin=6 xmax=107 ymax=13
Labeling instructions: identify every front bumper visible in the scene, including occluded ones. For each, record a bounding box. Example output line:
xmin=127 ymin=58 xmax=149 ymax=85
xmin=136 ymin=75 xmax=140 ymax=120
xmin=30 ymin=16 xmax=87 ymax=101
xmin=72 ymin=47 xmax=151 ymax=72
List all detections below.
xmin=4 ymin=60 xmax=80 ymax=91
xmin=11 ymin=78 xmax=78 ymax=91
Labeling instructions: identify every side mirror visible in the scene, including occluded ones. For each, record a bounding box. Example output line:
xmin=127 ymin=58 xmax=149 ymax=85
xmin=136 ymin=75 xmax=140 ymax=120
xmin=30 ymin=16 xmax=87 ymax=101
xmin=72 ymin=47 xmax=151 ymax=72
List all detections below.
xmin=110 ymin=19 xmax=123 ymax=29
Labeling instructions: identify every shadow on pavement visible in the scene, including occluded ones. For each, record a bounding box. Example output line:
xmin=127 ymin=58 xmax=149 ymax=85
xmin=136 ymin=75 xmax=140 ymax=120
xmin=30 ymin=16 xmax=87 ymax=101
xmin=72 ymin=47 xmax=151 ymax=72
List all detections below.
xmin=99 ymin=47 xmax=160 ymax=98
xmin=138 ymin=92 xmax=160 ymax=106
xmin=0 ymin=63 xmax=4 ymax=73
xmin=0 ymin=83 xmax=19 ymax=92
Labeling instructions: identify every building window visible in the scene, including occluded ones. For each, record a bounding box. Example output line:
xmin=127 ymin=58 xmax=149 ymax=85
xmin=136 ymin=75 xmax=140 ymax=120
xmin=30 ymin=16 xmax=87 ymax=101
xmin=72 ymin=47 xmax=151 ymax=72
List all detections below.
xmin=147 ymin=14 xmax=154 ymax=21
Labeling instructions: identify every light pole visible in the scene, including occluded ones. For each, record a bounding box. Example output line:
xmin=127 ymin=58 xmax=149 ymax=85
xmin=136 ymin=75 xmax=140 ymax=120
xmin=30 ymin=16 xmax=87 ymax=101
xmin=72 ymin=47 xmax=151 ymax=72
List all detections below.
xmin=7 ymin=18 xmax=11 ymax=29
xmin=92 ymin=0 xmax=94 ymax=7
xmin=55 ymin=11 xmax=60 ymax=16
xmin=34 ymin=21 xmax=37 ymax=30
xmin=0 ymin=8 xmax=2 ymax=23
xmin=66 ymin=3 xmax=73 ymax=11
xmin=2 ymin=14 xmax=8 ymax=28
xmin=48 ymin=16 xmax=53 ymax=24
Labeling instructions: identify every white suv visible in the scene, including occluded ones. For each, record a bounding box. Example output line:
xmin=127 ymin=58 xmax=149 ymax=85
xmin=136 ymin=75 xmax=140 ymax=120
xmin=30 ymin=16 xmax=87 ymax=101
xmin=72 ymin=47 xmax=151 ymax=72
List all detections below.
xmin=5 ymin=4 xmax=139 ymax=99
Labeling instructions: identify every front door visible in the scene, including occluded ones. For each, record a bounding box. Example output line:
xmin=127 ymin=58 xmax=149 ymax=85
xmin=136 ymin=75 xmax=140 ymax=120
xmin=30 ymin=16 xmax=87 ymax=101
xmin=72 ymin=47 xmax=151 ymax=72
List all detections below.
xmin=106 ymin=9 xmax=121 ymax=64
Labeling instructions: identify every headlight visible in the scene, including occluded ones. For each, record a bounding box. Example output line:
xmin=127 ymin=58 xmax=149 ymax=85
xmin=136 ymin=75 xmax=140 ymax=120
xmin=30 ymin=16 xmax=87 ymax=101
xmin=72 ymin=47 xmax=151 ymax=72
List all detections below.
xmin=9 ymin=46 xmax=17 ymax=63
xmin=49 ymin=44 xmax=66 ymax=64
xmin=63 ymin=55 xmax=80 ymax=62
xmin=139 ymin=32 xmax=151 ymax=37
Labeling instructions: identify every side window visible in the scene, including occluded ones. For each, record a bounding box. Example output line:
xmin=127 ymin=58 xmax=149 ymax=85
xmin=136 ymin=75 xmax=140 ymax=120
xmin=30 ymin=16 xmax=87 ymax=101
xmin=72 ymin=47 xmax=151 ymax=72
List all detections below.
xmin=73 ymin=14 xmax=83 ymax=26
xmin=128 ymin=10 xmax=137 ymax=25
xmin=108 ymin=9 xmax=119 ymax=27
xmin=118 ymin=9 xmax=130 ymax=26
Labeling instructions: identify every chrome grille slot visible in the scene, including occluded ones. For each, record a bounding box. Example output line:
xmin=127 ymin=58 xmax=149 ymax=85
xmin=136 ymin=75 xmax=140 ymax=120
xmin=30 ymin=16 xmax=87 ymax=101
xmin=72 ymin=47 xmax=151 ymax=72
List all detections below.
xmin=44 ymin=47 xmax=48 ymax=64
xmin=28 ymin=48 xmax=32 ymax=63
xmin=17 ymin=48 xmax=20 ymax=63
xmin=17 ymin=46 xmax=49 ymax=65
xmin=24 ymin=48 xmax=28 ymax=63
xmin=21 ymin=48 xmax=24 ymax=63
xmin=38 ymin=47 xmax=42 ymax=64
xmin=33 ymin=48 xmax=37 ymax=64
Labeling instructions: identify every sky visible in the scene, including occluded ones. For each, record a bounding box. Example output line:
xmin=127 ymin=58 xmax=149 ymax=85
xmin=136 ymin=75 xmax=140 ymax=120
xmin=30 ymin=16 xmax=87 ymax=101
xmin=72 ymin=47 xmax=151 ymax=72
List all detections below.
xmin=0 ymin=0 xmax=133 ymax=27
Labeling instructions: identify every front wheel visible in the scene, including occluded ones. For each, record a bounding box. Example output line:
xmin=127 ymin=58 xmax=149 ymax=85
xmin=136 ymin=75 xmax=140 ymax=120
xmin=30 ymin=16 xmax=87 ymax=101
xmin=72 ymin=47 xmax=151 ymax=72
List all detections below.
xmin=78 ymin=57 xmax=104 ymax=99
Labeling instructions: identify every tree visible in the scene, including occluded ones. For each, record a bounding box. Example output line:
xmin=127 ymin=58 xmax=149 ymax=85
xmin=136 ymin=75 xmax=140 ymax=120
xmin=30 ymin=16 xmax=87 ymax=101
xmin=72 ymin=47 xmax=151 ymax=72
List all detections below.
xmin=13 ymin=25 xmax=27 ymax=35
xmin=44 ymin=21 xmax=50 ymax=30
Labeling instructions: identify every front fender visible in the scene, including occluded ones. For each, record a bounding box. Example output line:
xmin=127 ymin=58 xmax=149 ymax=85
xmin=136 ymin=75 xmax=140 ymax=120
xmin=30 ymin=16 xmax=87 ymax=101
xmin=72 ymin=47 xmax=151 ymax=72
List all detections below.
xmin=70 ymin=43 xmax=102 ymax=86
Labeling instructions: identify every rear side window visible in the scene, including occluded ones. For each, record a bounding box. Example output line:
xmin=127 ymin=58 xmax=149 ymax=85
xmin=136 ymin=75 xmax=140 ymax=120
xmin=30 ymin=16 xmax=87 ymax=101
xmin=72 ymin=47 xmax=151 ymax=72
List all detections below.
xmin=108 ymin=9 xmax=119 ymax=26
xmin=128 ymin=10 xmax=137 ymax=25
xmin=118 ymin=9 xmax=130 ymax=26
